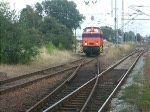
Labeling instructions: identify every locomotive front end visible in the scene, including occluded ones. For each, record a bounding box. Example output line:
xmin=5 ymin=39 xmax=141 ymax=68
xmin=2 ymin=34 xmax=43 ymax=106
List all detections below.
xmin=81 ymin=27 xmax=103 ymax=56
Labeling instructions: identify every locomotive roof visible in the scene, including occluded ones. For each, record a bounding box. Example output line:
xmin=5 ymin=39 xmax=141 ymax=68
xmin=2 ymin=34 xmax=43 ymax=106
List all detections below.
xmin=84 ymin=27 xmax=101 ymax=29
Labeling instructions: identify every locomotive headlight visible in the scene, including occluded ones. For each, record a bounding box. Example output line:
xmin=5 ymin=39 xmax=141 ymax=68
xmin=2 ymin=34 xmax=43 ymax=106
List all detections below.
xmin=96 ymin=43 xmax=98 ymax=45
xmin=85 ymin=43 xmax=87 ymax=45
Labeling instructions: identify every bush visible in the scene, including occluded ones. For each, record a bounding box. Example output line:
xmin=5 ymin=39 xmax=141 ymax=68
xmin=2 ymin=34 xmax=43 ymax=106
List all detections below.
xmin=46 ymin=42 xmax=56 ymax=53
xmin=58 ymin=43 xmax=63 ymax=50
xmin=40 ymin=17 xmax=74 ymax=50
xmin=0 ymin=25 xmax=41 ymax=64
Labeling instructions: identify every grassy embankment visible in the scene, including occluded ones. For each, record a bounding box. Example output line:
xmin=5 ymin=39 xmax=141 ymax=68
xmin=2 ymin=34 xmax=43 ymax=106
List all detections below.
xmin=116 ymin=48 xmax=150 ymax=112
xmin=140 ymin=49 xmax=150 ymax=111
xmin=0 ymin=47 xmax=78 ymax=78
xmin=0 ymin=42 xmax=137 ymax=78
xmin=103 ymin=42 xmax=137 ymax=60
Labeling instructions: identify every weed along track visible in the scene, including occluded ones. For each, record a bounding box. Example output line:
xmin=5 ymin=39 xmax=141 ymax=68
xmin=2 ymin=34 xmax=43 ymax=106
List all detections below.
xmin=31 ymin=49 xmax=145 ymax=112
xmin=0 ymin=58 xmax=86 ymax=94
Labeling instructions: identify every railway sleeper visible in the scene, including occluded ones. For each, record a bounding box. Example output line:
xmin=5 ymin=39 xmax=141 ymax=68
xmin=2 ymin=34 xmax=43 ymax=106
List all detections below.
xmin=64 ymin=104 xmax=83 ymax=107
xmin=69 ymin=102 xmax=85 ymax=105
xmin=71 ymin=99 xmax=86 ymax=102
xmin=58 ymin=107 xmax=80 ymax=112
xmin=99 ymin=83 xmax=114 ymax=86
xmin=73 ymin=97 xmax=87 ymax=100
xmin=79 ymin=92 xmax=89 ymax=95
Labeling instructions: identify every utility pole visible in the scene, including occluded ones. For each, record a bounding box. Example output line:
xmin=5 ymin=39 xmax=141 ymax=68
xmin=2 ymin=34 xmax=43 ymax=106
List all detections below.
xmin=111 ymin=0 xmax=113 ymax=17
xmin=135 ymin=27 xmax=137 ymax=42
xmin=75 ymin=29 xmax=76 ymax=53
xmin=122 ymin=0 xmax=124 ymax=42
xmin=114 ymin=0 xmax=117 ymax=47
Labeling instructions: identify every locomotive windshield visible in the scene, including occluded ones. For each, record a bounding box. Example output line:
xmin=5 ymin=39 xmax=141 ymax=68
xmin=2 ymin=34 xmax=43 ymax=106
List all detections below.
xmin=84 ymin=27 xmax=100 ymax=33
xmin=84 ymin=28 xmax=91 ymax=32
xmin=93 ymin=29 xmax=100 ymax=32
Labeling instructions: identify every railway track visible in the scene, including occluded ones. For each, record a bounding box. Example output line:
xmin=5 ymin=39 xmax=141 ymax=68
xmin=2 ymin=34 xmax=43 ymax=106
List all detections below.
xmin=97 ymin=50 xmax=145 ymax=112
xmin=34 ymin=49 xmax=144 ymax=112
xmin=26 ymin=56 xmax=99 ymax=112
xmin=0 ymin=58 xmax=88 ymax=94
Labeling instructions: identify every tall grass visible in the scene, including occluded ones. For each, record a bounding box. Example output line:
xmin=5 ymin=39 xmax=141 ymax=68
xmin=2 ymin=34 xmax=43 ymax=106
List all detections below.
xmin=34 ymin=47 xmax=77 ymax=66
xmin=139 ymin=48 xmax=150 ymax=111
xmin=0 ymin=47 xmax=78 ymax=78
xmin=145 ymin=48 xmax=150 ymax=81
xmin=103 ymin=42 xmax=136 ymax=59
xmin=131 ymin=48 xmax=150 ymax=111
xmin=117 ymin=48 xmax=150 ymax=112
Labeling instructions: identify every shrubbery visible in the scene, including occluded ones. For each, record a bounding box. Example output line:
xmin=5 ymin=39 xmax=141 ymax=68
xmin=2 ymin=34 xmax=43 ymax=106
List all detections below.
xmin=0 ymin=1 xmax=84 ymax=64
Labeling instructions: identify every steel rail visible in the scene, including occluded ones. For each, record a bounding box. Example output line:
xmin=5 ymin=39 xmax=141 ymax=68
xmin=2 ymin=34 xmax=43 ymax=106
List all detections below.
xmin=42 ymin=50 xmax=139 ymax=112
xmin=26 ymin=58 xmax=95 ymax=112
xmin=0 ymin=58 xmax=87 ymax=94
xmin=43 ymin=76 xmax=96 ymax=112
xmin=0 ymin=65 xmax=79 ymax=94
xmin=80 ymin=57 xmax=100 ymax=112
xmin=0 ymin=58 xmax=83 ymax=85
xmin=80 ymin=50 xmax=142 ymax=112
xmin=98 ymin=50 xmax=143 ymax=112
xmin=0 ymin=64 xmax=63 ymax=85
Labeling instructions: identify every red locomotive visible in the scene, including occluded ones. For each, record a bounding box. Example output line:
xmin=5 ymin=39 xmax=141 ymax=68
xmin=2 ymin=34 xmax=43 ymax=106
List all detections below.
xmin=80 ymin=26 xmax=103 ymax=56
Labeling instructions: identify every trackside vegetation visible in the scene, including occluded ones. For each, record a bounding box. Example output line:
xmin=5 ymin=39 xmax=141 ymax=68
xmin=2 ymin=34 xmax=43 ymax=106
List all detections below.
xmin=101 ymin=26 xmax=143 ymax=42
xmin=140 ymin=48 xmax=150 ymax=111
xmin=0 ymin=49 xmax=78 ymax=78
xmin=0 ymin=0 xmax=84 ymax=64
xmin=117 ymin=48 xmax=150 ymax=112
xmin=103 ymin=42 xmax=137 ymax=60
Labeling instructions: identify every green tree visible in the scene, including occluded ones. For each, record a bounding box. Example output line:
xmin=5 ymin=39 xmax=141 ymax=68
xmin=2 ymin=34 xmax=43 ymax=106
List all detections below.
xmin=35 ymin=2 xmax=43 ymax=16
xmin=129 ymin=31 xmax=135 ymax=42
xmin=124 ymin=32 xmax=129 ymax=42
xmin=40 ymin=17 xmax=73 ymax=49
xmin=117 ymin=29 xmax=123 ymax=36
xmin=101 ymin=26 xmax=114 ymax=42
xmin=42 ymin=0 xmax=85 ymax=30
xmin=0 ymin=1 xmax=41 ymax=64
xmin=146 ymin=36 xmax=150 ymax=44
xmin=136 ymin=33 xmax=142 ymax=42
xmin=19 ymin=5 xmax=42 ymax=29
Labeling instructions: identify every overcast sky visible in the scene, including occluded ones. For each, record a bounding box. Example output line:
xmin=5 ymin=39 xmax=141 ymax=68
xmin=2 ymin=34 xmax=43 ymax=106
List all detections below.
xmin=6 ymin=0 xmax=150 ymax=36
